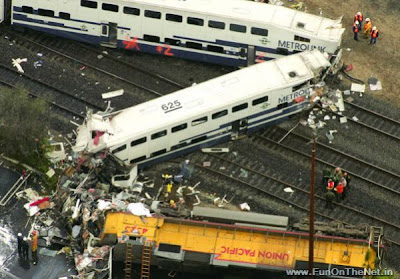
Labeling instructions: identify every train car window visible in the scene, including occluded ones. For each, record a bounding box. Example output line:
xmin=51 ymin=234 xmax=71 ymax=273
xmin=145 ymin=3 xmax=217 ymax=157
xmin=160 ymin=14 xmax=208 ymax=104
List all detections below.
xmin=186 ymin=42 xmax=202 ymax=50
xmin=151 ymin=149 xmax=167 ymax=157
xmin=171 ymin=142 xmax=187 ymax=150
xmin=112 ymin=144 xmax=126 ymax=154
xmin=276 ymin=48 xmax=289 ymax=56
xmin=294 ymin=35 xmax=310 ymax=43
xmin=165 ymin=38 xmax=181 ymax=46
xmin=166 ymin=13 xmax=182 ymax=23
xmin=131 ymin=137 xmax=146 ymax=147
xmin=212 ymin=110 xmax=228 ymax=119
xmin=159 ymin=243 xmax=181 ymax=253
xmin=208 ymin=20 xmax=225 ymax=30
xmin=130 ymin=155 xmax=146 ymax=164
xmin=102 ymin=3 xmax=118 ymax=12
xmin=277 ymin=102 xmax=288 ymax=110
xmin=230 ymin=24 xmax=246 ymax=33
xmin=21 ymin=6 xmax=34 ymax=14
xmin=251 ymin=27 xmax=268 ymax=36
xmin=292 ymin=81 xmax=308 ymax=92
xmin=252 ymin=96 xmax=268 ymax=106
xmin=143 ymin=35 xmax=160 ymax=43
xmin=59 ymin=12 xmax=70 ymax=20
xmin=191 ymin=135 xmax=207 ymax=144
xmin=123 ymin=7 xmax=140 ymax=15
xmin=232 ymin=103 xmax=248 ymax=113
xmin=102 ymin=25 xmax=107 ymax=35
xmin=187 ymin=17 xmax=204 ymax=26
xmin=145 ymin=10 xmax=161 ymax=19
xmin=81 ymin=0 xmax=98 ymax=9
xmin=191 ymin=116 xmax=207 ymax=126
xmin=172 ymin=123 xmax=187 ymax=133
xmin=151 ymin=130 xmax=167 ymax=140
xmin=207 ymin=45 xmax=223 ymax=53
xmin=38 ymin=9 xmax=54 ymax=17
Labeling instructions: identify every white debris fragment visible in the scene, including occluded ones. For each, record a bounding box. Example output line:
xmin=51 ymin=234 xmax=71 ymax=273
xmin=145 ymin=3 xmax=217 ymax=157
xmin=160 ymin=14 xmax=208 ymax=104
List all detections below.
xmin=239 ymin=202 xmax=250 ymax=211
xmin=370 ymin=81 xmax=382 ymax=91
xmin=12 ymin=58 xmax=28 ymax=73
xmin=316 ymin=121 xmax=326 ymax=129
xmin=352 ymin=116 xmax=359 ymax=122
xmin=323 ymin=115 xmax=331 ymax=121
xmin=339 ymin=117 xmax=347 ymax=124
xmin=284 ymin=187 xmax=294 ymax=193
xmin=127 ymin=203 xmax=151 ymax=217
xmin=351 ymin=83 xmax=366 ymax=93
xmin=343 ymin=90 xmax=351 ymax=95
xmin=329 ymin=104 xmax=338 ymax=112
xmin=46 ymin=168 xmax=55 ymax=178
xmin=201 ymin=148 xmax=229 ymax=153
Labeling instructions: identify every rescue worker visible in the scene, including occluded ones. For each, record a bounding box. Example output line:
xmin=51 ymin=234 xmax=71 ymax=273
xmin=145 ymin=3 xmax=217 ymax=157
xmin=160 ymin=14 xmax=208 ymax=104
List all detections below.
xmin=31 ymin=230 xmax=38 ymax=265
xmin=325 ymin=190 xmax=335 ymax=209
xmin=169 ymin=200 xmax=177 ymax=209
xmin=334 ymin=183 xmax=344 ymax=202
xmin=333 ymin=167 xmax=343 ymax=185
xmin=353 ymin=21 xmax=359 ymax=41
xmin=340 ymin=176 xmax=347 ymax=200
xmin=17 ymin=233 xmax=23 ymax=255
xmin=354 ymin=12 xmax=363 ymax=29
xmin=322 ymin=167 xmax=333 ymax=186
xmin=370 ymin=26 xmax=379 ymax=45
xmin=326 ymin=179 xmax=334 ymax=191
xmin=22 ymin=237 xmax=29 ymax=261
xmin=343 ymin=172 xmax=351 ymax=188
xmin=364 ymin=18 xmax=372 ymax=38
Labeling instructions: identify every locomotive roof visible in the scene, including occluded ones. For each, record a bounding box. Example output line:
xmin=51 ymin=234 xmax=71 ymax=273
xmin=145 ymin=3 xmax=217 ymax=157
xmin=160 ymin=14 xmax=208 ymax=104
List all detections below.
xmin=107 ymin=50 xmax=330 ymax=143
xmin=123 ymin=0 xmax=344 ymax=41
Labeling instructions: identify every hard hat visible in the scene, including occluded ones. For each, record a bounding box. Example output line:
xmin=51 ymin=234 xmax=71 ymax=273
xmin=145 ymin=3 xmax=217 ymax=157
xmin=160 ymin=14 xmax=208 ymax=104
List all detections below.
xmin=23 ymin=237 xmax=27 ymax=241
xmin=32 ymin=230 xmax=37 ymax=235
xmin=170 ymin=200 xmax=175 ymax=204
xmin=366 ymin=18 xmax=370 ymax=22
xmin=357 ymin=12 xmax=361 ymax=16
xmin=372 ymin=26 xmax=377 ymax=30
xmin=18 ymin=233 xmax=22 ymax=237
xmin=355 ymin=21 xmax=359 ymax=24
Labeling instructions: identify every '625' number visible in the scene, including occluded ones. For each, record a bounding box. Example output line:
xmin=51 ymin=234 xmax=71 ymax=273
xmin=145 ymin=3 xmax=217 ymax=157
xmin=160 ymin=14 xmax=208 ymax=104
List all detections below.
xmin=162 ymin=100 xmax=181 ymax=111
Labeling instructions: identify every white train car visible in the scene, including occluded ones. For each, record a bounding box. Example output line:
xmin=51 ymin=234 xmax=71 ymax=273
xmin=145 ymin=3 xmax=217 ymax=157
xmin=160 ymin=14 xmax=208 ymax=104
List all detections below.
xmin=9 ymin=0 xmax=344 ymax=67
xmin=73 ymin=50 xmax=331 ymax=167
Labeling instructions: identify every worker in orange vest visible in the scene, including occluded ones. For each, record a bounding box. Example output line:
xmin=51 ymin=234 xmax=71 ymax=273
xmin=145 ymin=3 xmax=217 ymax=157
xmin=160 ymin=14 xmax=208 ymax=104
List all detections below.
xmin=364 ymin=18 xmax=372 ymax=38
xmin=354 ymin=12 xmax=363 ymax=29
xmin=31 ymin=230 xmax=39 ymax=265
xmin=370 ymin=26 xmax=379 ymax=45
xmin=353 ymin=21 xmax=359 ymax=41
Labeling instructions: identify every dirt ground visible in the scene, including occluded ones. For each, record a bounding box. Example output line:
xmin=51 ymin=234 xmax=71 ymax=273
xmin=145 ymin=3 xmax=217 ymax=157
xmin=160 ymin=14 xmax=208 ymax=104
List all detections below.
xmin=291 ymin=0 xmax=400 ymax=105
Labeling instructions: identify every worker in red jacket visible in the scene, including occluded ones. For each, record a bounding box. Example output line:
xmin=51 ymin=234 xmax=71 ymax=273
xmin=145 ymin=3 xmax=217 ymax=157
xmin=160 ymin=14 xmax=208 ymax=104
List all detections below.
xmin=353 ymin=21 xmax=359 ymax=41
xmin=334 ymin=183 xmax=344 ymax=202
xmin=370 ymin=26 xmax=379 ymax=45
xmin=354 ymin=12 xmax=363 ymax=29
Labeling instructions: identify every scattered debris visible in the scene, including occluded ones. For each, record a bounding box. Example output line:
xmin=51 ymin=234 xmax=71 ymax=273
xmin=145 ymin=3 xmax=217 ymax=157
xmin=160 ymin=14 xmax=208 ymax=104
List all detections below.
xmin=102 ymin=89 xmax=124 ymax=99
xmin=351 ymin=83 xmax=365 ymax=97
xmin=203 ymin=161 xmax=211 ymax=167
xmin=284 ymin=187 xmax=294 ymax=193
xmin=339 ymin=117 xmax=347 ymax=124
xmin=239 ymin=202 xmax=251 ymax=211
xmin=368 ymin=78 xmax=382 ymax=91
xmin=12 ymin=58 xmax=27 ymax=73
xmin=352 ymin=116 xmax=359 ymax=122
xmin=201 ymin=148 xmax=229 ymax=153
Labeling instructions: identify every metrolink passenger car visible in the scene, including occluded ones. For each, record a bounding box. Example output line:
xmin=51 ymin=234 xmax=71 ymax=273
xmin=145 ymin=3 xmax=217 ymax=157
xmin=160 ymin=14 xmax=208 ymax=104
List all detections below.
xmin=72 ymin=50 xmax=332 ymax=168
xmin=6 ymin=0 xmax=345 ymax=66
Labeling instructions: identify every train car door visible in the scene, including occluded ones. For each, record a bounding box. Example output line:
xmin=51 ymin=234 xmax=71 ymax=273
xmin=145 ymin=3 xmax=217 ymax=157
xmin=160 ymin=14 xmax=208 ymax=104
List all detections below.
xmin=247 ymin=45 xmax=256 ymax=66
xmin=100 ymin=22 xmax=118 ymax=48
xmin=231 ymin=118 xmax=248 ymax=139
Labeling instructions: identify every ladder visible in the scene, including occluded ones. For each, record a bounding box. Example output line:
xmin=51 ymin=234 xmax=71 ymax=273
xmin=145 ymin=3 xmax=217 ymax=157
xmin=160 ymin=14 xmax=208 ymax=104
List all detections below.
xmin=125 ymin=242 xmax=133 ymax=279
xmin=141 ymin=241 xmax=152 ymax=279
xmin=370 ymin=226 xmax=384 ymax=267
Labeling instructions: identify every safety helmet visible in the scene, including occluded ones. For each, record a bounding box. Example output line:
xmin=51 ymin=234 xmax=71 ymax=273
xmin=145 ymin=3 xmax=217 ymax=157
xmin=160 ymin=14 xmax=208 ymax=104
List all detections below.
xmin=18 ymin=233 xmax=22 ymax=237
xmin=355 ymin=21 xmax=359 ymax=24
xmin=366 ymin=18 xmax=370 ymax=22
xmin=372 ymin=26 xmax=377 ymax=30
xmin=170 ymin=200 xmax=175 ymax=204
xmin=23 ymin=237 xmax=27 ymax=241
xmin=32 ymin=230 xmax=37 ymax=235
xmin=357 ymin=12 xmax=361 ymax=16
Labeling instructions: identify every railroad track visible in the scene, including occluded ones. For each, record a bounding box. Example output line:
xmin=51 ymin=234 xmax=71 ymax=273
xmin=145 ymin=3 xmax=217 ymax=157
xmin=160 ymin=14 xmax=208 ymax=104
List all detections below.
xmin=188 ymin=151 xmax=400 ymax=248
xmin=2 ymin=28 xmax=186 ymax=98
xmin=261 ymin=126 xmax=400 ymax=196
xmin=0 ymin=63 xmax=105 ymax=118
xmin=319 ymin=99 xmax=400 ymax=142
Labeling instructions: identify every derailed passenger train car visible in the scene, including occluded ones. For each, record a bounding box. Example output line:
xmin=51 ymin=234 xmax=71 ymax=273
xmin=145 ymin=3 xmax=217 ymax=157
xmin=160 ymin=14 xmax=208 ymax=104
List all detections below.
xmin=73 ymin=50 xmax=333 ymax=168
xmin=9 ymin=0 xmax=344 ymax=66
xmin=101 ymin=211 xmax=383 ymax=278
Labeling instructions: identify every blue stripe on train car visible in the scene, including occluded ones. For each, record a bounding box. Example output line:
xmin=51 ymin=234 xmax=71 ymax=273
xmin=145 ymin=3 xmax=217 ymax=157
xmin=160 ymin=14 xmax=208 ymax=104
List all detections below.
xmin=138 ymin=103 xmax=306 ymax=168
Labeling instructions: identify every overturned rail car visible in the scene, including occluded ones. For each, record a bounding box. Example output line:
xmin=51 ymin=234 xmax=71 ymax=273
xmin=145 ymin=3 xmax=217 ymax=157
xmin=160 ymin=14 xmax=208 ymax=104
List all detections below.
xmin=101 ymin=212 xmax=382 ymax=278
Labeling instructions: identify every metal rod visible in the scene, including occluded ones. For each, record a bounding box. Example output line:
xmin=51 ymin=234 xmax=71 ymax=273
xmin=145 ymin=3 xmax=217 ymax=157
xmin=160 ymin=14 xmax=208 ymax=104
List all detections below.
xmin=308 ymin=135 xmax=316 ymax=278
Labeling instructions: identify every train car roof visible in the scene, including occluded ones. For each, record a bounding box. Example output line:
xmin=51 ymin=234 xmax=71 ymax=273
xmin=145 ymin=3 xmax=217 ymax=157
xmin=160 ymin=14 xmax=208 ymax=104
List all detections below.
xmin=125 ymin=0 xmax=344 ymax=40
xmin=103 ymin=50 xmax=329 ymax=143
xmin=192 ymin=206 xmax=289 ymax=227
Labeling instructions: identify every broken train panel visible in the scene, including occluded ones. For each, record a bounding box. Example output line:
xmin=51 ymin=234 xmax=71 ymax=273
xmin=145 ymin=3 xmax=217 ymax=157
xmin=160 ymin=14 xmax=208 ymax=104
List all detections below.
xmin=73 ymin=50 xmax=333 ymax=172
